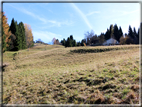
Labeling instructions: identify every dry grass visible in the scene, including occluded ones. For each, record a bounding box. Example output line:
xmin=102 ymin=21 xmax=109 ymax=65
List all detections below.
xmin=3 ymin=44 xmax=140 ymax=104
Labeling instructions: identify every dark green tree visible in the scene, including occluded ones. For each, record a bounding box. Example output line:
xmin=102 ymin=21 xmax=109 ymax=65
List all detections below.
xmin=70 ymin=35 xmax=74 ymax=46
xmin=133 ymin=27 xmax=138 ymax=44
xmin=65 ymin=37 xmax=72 ymax=47
xmin=70 ymin=35 xmax=73 ymax=40
xmin=90 ymin=35 xmax=97 ymax=44
xmin=128 ymin=25 xmax=134 ymax=39
xmin=68 ymin=37 xmax=72 ymax=47
xmin=18 ymin=22 xmax=26 ymax=49
xmin=136 ymin=28 xmax=139 ymax=44
xmin=61 ymin=38 xmax=66 ymax=46
xmin=62 ymin=35 xmax=77 ymax=47
xmin=9 ymin=19 xmax=20 ymax=51
xmin=7 ymin=34 xmax=16 ymax=51
xmin=113 ymin=24 xmax=119 ymax=41
xmin=109 ymin=24 xmax=114 ymax=38
xmin=9 ymin=18 xmax=16 ymax=50
xmin=133 ymin=27 xmax=137 ymax=37
xmin=17 ymin=23 xmax=23 ymax=50
xmin=73 ymin=40 xmax=77 ymax=47
xmin=9 ymin=18 xmax=16 ymax=35
xmin=81 ymin=39 xmax=85 ymax=46
xmin=104 ymin=28 xmax=110 ymax=40
xmin=15 ymin=22 xmax=20 ymax=50
xmin=98 ymin=33 xmax=105 ymax=44
xmin=77 ymin=41 xmax=81 ymax=46
xmin=118 ymin=27 xmax=123 ymax=41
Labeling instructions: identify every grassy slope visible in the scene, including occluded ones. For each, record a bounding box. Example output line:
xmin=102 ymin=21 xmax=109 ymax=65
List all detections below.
xmin=3 ymin=44 xmax=140 ymax=104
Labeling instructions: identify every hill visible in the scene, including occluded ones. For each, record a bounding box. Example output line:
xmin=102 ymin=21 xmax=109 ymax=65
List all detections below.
xmin=3 ymin=44 xmax=140 ymax=104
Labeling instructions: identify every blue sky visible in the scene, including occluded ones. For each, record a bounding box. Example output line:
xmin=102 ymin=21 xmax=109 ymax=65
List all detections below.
xmin=3 ymin=3 xmax=140 ymax=44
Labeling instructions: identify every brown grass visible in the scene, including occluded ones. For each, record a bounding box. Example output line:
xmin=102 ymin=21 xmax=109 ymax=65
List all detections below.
xmin=3 ymin=44 xmax=140 ymax=104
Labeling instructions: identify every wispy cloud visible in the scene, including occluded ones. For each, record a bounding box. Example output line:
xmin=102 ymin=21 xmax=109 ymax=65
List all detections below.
xmin=22 ymin=8 xmax=48 ymax=23
xmin=47 ymin=20 xmax=74 ymax=27
xmin=33 ymin=30 xmax=63 ymax=43
xmin=86 ymin=11 xmax=100 ymax=16
xmin=70 ymin=3 xmax=93 ymax=29
xmin=8 ymin=4 xmax=73 ymax=27
xmin=8 ymin=4 xmax=47 ymax=23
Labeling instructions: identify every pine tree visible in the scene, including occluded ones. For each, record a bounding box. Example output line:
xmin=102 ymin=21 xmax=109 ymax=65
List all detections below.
xmin=70 ymin=35 xmax=74 ymax=46
xmin=109 ymin=24 xmax=114 ymax=38
xmin=9 ymin=19 xmax=20 ymax=51
xmin=68 ymin=37 xmax=72 ymax=47
xmin=73 ymin=40 xmax=77 ymax=47
xmin=15 ymin=21 xmax=20 ymax=50
xmin=136 ymin=28 xmax=139 ymax=44
xmin=133 ymin=27 xmax=138 ymax=44
xmin=65 ymin=38 xmax=69 ymax=47
xmin=133 ymin=27 xmax=137 ymax=37
xmin=7 ymin=34 xmax=16 ymax=51
xmin=9 ymin=18 xmax=16 ymax=35
xmin=98 ymin=33 xmax=105 ymax=44
xmin=116 ymin=26 xmax=123 ymax=42
xmin=17 ymin=23 xmax=22 ymax=50
xmin=62 ymin=38 xmax=66 ymax=46
xmin=104 ymin=28 xmax=110 ymax=40
xmin=77 ymin=41 xmax=81 ymax=46
xmin=113 ymin=24 xmax=119 ymax=41
xmin=70 ymin=35 xmax=73 ymax=40
xmin=118 ymin=27 xmax=123 ymax=38
xmin=128 ymin=25 xmax=134 ymax=39
xmin=9 ymin=18 xmax=17 ymax=50
xmin=18 ymin=22 xmax=26 ymax=49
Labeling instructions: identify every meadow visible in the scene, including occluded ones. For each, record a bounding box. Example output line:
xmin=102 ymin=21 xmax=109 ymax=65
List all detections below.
xmin=3 ymin=44 xmax=140 ymax=104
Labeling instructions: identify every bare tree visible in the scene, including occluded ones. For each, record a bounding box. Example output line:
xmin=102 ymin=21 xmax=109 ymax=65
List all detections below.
xmin=84 ymin=30 xmax=95 ymax=45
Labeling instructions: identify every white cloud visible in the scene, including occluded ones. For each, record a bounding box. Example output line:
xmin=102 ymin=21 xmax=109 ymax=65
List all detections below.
xmin=70 ymin=3 xmax=93 ymax=30
xmin=46 ymin=20 xmax=74 ymax=27
xmin=86 ymin=11 xmax=100 ymax=16
xmin=33 ymin=30 xmax=63 ymax=43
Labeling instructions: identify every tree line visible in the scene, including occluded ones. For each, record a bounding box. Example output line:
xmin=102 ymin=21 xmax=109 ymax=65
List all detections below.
xmin=54 ymin=24 xmax=140 ymax=47
xmin=80 ymin=24 xmax=139 ymax=46
xmin=2 ymin=12 xmax=34 ymax=53
xmin=60 ymin=35 xmax=87 ymax=47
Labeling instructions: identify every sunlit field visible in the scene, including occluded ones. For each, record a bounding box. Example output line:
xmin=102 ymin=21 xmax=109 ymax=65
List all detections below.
xmin=3 ymin=44 xmax=140 ymax=104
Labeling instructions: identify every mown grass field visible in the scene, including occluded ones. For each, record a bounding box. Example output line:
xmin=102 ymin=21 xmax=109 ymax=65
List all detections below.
xmin=3 ymin=44 xmax=140 ymax=104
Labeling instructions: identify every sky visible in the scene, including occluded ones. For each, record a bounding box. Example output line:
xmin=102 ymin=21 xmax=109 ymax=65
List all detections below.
xmin=3 ymin=3 xmax=140 ymax=44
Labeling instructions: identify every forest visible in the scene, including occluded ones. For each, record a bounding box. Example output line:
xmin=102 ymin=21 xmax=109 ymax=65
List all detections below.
xmin=2 ymin=12 xmax=34 ymax=53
